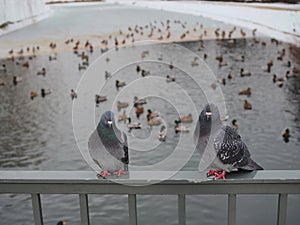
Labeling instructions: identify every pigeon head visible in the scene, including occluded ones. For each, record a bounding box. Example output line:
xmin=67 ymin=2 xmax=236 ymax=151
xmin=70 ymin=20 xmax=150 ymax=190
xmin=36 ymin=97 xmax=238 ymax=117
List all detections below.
xmin=100 ymin=111 xmax=115 ymax=128
xmin=199 ymin=103 xmax=221 ymax=127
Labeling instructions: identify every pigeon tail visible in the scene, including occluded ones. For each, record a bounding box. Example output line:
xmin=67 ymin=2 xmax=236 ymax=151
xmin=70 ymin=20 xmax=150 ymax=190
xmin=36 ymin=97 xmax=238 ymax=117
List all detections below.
xmin=240 ymin=158 xmax=263 ymax=171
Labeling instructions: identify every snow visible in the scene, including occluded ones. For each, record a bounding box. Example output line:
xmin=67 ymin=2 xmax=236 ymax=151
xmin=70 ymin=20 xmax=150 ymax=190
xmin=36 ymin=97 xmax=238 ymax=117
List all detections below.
xmin=0 ymin=0 xmax=51 ymax=36
xmin=110 ymin=0 xmax=300 ymax=45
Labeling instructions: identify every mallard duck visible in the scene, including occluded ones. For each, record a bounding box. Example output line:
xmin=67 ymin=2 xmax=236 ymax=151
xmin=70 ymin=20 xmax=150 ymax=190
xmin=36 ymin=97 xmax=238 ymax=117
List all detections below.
xmin=234 ymin=55 xmax=244 ymax=62
xmin=78 ymin=63 xmax=86 ymax=71
xmin=95 ymin=95 xmax=107 ymax=104
xmin=215 ymin=54 xmax=223 ymax=62
xmin=117 ymin=101 xmax=129 ymax=111
xmin=118 ymin=110 xmax=128 ymax=123
xmin=57 ymin=221 xmax=67 ymax=225
xmin=41 ymin=88 xmax=52 ymax=97
xmin=273 ymin=74 xmax=285 ymax=87
xmin=148 ymin=118 xmax=162 ymax=127
xmin=135 ymin=105 xmax=144 ymax=119
xmin=128 ymin=117 xmax=141 ymax=131
xmin=70 ymin=89 xmax=77 ymax=100
xmin=174 ymin=120 xmax=189 ymax=133
xmin=243 ymin=100 xmax=252 ymax=110
xmin=147 ymin=109 xmax=159 ymax=121
xmin=231 ymin=119 xmax=238 ymax=130
xmin=179 ymin=113 xmax=193 ymax=123
xmin=37 ymin=68 xmax=46 ymax=76
xmin=238 ymin=87 xmax=251 ymax=96
xmin=240 ymin=68 xmax=251 ymax=77
xmin=219 ymin=61 xmax=228 ymax=67
xmin=141 ymin=69 xmax=150 ymax=77
xmin=30 ymin=91 xmax=38 ymax=100
xmin=134 ymin=96 xmax=146 ymax=105
xmin=227 ymin=74 xmax=233 ymax=79
xmin=0 ymin=64 xmax=6 ymax=72
xmin=282 ymin=61 xmax=291 ymax=68
xmin=13 ymin=76 xmax=22 ymax=85
xmin=22 ymin=61 xmax=29 ymax=68
xmin=166 ymin=75 xmax=175 ymax=82
xmin=158 ymin=125 xmax=167 ymax=142
xmin=116 ymin=80 xmax=126 ymax=90
xmin=282 ymin=128 xmax=290 ymax=143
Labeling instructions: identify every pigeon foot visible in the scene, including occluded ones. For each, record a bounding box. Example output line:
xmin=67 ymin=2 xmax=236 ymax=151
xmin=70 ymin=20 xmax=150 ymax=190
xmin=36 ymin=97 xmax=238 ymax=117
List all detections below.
xmin=113 ymin=169 xmax=126 ymax=176
xmin=207 ymin=170 xmax=222 ymax=177
xmin=97 ymin=170 xmax=111 ymax=178
xmin=207 ymin=170 xmax=226 ymax=180
xmin=214 ymin=171 xmax=226 ymax=180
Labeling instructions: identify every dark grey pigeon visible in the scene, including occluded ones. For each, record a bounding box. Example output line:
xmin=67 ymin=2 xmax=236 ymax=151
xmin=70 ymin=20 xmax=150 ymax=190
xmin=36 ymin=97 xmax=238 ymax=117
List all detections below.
xmin=88 ymin=111 xmax=129 ymax=177
xmin=194 ymin=103 xmax=263 ymax=180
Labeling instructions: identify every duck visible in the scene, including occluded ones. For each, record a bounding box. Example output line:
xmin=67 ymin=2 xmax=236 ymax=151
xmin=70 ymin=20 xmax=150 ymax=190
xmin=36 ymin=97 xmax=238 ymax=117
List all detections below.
xmin=166 ymin=75 xmax=175 ymax=82
xmin=57 ymin=221 xmax=67 ymax=225
xmin=41 ymin=88 xmax=52 ymax=97
xmin=0 ymin=64 xmax=7 ymax=72
xmin=135 ymin=105 xmax=144 ymax=119
xmin=227 ymin=73 xmax=233 ymax=79
xmin=104 ymin=71 xmax=111 ymax=80
xmin=141 ymin=69 xmax=150 ymax=77
xmin=22 ymin=61 xmax=29 ymax=68
xmin=95 ymin=95 xmax=107 ymax=105
xmin=13 ymin=76 xmax=22 ymax=85
xmin=231 ymin=119 xmax=238 ymax=130
xmin=117 ymin=101 xmax=129 ymax=111
xmin=134 ymin=96 xmax=147 ymax=105
xmin=49 ymin=54 xmax=57 ymax=61
xmin=238 ymin=87 xmax=251 ymax=96
xmin=115 ymin=80 xmax=126 ymax=90
xmin=118 ymin=110 xmax=128 ymax=123
xmin=240 ymin=68 xmax=251 ymax=77
xmin=243 ymin=100 xmax=252 ymax=110
xmin=128 ymin=117 xmax=141 ymax=131
xmin=282 ymin=128 xmax=290 ymax=143
xmin=219 ymin=61 xmax=228 ymax=67
xmin=37 ymin=68 xmax=46 ymax=76
xmin=234 ymin=55 xmax=245 ymax=62
xmin=148 ymin=118 xmax=162 ymax=127
xmin=273 ymin=74 xmax=285 ymax=85
xmin=158 ymin=125 xmax=167 ymax=142
xmin=30 ymin=91 xmax=38 ymax=100
xmin=174 ymin=120 xmax=189 ymax=134
xmin=78 ymin=63 xmax=86 ymax=71
xmin=147 ymin=109 xmax=159 ymax=121
xmin=215 ymin=54 xmax=223 ymax=62
xmin=179 ymin=113 xmax=193 ymax=123
xmin=0 ymin=81 xmax=5 ymax=86
xmin=282 ymin=61 xmax=291 ymax=68
xmin=70 ymin=89 xmax=77 ymax=100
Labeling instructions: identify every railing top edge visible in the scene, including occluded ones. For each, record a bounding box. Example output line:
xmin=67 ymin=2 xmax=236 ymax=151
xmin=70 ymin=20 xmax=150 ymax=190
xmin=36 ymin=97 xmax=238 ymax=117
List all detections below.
xmin=0 ymin=170 xmax=299 ymax=185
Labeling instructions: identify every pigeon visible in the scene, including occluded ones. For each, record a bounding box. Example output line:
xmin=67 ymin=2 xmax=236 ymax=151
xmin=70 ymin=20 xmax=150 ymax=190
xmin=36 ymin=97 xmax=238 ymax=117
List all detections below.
xmin=194 ymin=103 xmax=263 ymax=180
xmin=88 ymin=111 xmax=129 ymax=177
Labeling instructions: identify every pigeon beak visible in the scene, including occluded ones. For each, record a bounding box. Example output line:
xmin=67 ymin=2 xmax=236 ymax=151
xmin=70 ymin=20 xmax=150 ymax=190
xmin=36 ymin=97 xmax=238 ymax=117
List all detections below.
xmin=107 ymin=120 xmax=113 ymax=127
xmin=205 ymin=111 xmax=212 ymax=120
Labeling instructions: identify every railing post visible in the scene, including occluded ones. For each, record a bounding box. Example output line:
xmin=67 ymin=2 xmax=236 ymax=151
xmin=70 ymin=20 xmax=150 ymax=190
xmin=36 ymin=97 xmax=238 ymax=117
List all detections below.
xmin=277 ymin=194 xmax=287 ymax=225
xmin=178 ymin=194 xmax=186 ymax=225
xmin=31 ymin=193 xmax=43 ymax=225
xmin=128 ymin=194 xmax=137 ymax=225
xmin=79 ymin=194 xmax=90 ymax=225
xmin=228 ymin=194 xmax=236 ymax=225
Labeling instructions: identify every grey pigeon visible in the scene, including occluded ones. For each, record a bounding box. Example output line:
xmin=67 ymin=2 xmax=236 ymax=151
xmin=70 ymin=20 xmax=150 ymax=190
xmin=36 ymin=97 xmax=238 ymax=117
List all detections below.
xmin=88 ymin=111 xmax=129 ymax=177
xmin=194 ymin=103 xmax=263 ymax=180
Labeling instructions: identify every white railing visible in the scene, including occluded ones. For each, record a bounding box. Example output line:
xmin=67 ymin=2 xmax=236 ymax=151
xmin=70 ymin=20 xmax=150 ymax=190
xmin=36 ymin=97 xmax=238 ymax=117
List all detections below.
xmin=0 ymin=170 xmax=299 ymax=225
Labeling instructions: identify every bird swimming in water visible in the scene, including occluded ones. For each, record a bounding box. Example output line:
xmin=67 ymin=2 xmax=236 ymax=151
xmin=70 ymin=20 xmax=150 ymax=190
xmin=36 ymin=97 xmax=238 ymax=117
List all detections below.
xmin=88 ymin=111 xmax=129 ymax=177
xmin=282 ymin=128 xmax=291 ymax=143
xmin=194 ymin=104 xmax=263 ymax=180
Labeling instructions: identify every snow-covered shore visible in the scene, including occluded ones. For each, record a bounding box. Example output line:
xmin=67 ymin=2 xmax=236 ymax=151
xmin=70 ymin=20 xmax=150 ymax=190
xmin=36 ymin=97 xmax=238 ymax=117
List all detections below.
xmin=111 ymin=0 xmax=300 ymax=46
xmin=0 ymin=0 xmax=52 ymax=36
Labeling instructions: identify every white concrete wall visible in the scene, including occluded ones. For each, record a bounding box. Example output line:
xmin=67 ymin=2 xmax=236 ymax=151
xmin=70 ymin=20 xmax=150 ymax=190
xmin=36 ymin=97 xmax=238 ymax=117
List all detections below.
xmin=0 ymin=0 xmax=51 ymax=36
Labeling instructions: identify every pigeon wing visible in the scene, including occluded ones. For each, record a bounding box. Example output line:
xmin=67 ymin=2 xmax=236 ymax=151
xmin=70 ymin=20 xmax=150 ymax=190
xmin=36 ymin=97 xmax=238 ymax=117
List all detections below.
xmin=214 ymin=126 xmax=249 ymax=168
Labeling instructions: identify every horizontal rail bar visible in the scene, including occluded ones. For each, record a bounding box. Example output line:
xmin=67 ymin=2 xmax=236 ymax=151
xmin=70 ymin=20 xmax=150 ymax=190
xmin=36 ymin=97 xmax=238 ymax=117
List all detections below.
xmin=0 ymin=171 xmax=299 ymax=195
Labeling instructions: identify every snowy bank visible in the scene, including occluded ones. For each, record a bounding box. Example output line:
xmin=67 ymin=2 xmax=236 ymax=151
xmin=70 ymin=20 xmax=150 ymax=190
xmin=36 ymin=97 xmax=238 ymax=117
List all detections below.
xmin=112 ymin=0 xmax=300 ymax=45
xmin=0 ymin=0 xmax=52 ymax=36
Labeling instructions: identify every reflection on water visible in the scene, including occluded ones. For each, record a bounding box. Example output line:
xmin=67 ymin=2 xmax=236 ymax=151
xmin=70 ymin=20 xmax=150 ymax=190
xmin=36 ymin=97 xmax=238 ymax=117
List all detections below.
xmin=0 ymin=4 xmax=300 ymax=225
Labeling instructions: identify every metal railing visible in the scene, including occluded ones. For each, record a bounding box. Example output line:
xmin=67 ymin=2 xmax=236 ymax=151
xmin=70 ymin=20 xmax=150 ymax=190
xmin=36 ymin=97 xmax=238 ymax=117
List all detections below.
xmin=0 ymin=170 xmax=299 ymax=225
